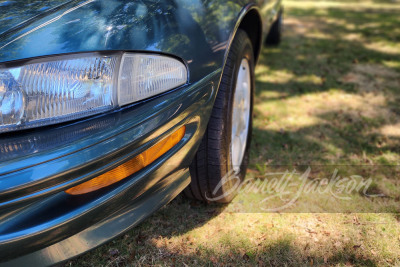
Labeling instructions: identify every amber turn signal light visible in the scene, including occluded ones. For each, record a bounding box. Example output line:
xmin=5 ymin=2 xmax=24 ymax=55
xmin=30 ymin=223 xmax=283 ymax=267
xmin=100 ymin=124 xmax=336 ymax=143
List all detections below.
xmin=65 ymin=126 xmax=186 ymax=195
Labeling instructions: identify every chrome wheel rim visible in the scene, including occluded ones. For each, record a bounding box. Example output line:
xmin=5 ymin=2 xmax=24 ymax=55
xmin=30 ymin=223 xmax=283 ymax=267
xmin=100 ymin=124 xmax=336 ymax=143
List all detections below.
xmin=231 ymin=58 xmax=251 ymax=173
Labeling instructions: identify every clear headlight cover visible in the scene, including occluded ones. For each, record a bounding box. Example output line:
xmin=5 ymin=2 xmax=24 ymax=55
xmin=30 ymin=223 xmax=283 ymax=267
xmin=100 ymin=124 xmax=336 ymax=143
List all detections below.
xmin=118 ymin=54 xmax=188 ymax=106
xmin=0 ymin=53 xmax=187 ymax=133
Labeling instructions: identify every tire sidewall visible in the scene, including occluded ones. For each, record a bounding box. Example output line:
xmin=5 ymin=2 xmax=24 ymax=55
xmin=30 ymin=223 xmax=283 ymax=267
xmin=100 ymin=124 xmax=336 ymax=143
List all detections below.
xmin=185 ymin=30 xmax=255 ymax=203
xmin=221 ymin=33 xmax=255 ymax=201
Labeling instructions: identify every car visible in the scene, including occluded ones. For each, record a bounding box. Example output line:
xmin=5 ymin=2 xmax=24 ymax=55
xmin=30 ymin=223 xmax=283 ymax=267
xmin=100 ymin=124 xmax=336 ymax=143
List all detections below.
xmin=0 ymin=0 xmax=282 ymax=265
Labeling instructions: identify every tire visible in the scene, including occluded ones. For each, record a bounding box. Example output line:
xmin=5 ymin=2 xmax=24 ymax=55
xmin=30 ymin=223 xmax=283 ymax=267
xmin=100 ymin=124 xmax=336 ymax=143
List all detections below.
xmin=265 ymin=11 xmax=283 ymax=46
xmin=184 ymin=29 xmax=254 ymax=203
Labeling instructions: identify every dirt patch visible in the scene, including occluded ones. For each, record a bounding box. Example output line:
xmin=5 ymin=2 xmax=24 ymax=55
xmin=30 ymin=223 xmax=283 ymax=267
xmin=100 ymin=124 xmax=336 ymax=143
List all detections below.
xmin=341 ymin=64 xmax=400 ymax=92
xmin=284 ymin=17 xmax=330 ymax=36
xmin=380 ymin=123 xmax=400 ymax=137
xmin=365 ymin=42 xmax=400 ymax=55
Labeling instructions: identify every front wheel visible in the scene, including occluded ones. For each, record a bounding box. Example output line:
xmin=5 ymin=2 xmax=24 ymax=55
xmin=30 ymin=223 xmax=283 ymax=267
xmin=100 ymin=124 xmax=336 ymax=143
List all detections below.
xmin=184 ymin=29 xmax=254 ymax=203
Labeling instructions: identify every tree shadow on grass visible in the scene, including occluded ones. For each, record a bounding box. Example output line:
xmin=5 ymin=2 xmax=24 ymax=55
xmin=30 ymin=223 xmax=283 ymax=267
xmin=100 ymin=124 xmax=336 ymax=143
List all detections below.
xmin=255 ymin=7 xmax=400 ymax=100
xmin=77 ymin=201 xmax=384 ymax=266
xmin=144 ymin=233 xmax=379 ymax=266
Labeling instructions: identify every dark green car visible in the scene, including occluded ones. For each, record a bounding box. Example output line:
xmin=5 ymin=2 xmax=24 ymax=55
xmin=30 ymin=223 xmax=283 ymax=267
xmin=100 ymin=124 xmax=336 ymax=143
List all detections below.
xmin=0 ymin=0 xmax=282 ymax=265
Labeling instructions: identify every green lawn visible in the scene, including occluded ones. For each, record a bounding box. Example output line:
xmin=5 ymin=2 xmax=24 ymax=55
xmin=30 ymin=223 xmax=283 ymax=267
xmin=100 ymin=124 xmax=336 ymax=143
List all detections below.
xmin=68 ymin=1 xmax=400 ymax=266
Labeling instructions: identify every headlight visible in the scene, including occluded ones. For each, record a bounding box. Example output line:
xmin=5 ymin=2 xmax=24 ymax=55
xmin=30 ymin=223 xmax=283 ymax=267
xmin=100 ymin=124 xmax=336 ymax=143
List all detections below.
xmin=0 ymin=53 xmax=187 ymax=133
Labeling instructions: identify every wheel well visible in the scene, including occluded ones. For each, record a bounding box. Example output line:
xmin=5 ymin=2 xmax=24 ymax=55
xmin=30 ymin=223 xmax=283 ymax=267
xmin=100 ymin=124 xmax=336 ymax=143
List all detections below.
xmin=238 ymin=9 xmax=263 ymax=63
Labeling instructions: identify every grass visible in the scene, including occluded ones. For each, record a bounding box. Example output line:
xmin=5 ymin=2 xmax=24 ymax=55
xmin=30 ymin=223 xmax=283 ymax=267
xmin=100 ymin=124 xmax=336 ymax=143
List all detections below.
xmin=67 ymin=0 xmax=400 ymax=266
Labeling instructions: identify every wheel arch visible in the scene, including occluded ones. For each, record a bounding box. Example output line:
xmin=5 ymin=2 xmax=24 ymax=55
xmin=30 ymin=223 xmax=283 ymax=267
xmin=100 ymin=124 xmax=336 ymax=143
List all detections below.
xmin=237 ymin=7 xmax=263 ymax=64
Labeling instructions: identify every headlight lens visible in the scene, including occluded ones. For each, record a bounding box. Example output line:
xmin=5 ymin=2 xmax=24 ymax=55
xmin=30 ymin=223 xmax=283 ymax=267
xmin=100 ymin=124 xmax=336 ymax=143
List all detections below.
xmin=0 ymin=56 xmax=118 ymax=131
xmin=0 ymin=53 xmax=187 ymax=133
xmin=118 ymin=54 xmax=188 ymax=106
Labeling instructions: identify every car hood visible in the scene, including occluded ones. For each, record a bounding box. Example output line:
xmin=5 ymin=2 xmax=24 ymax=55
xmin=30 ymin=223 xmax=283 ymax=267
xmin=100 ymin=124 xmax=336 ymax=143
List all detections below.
xmin=0 ymin=0 xmax=74 ymax=36
xmin=0 ymin=0 xmax=242 ymax=82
